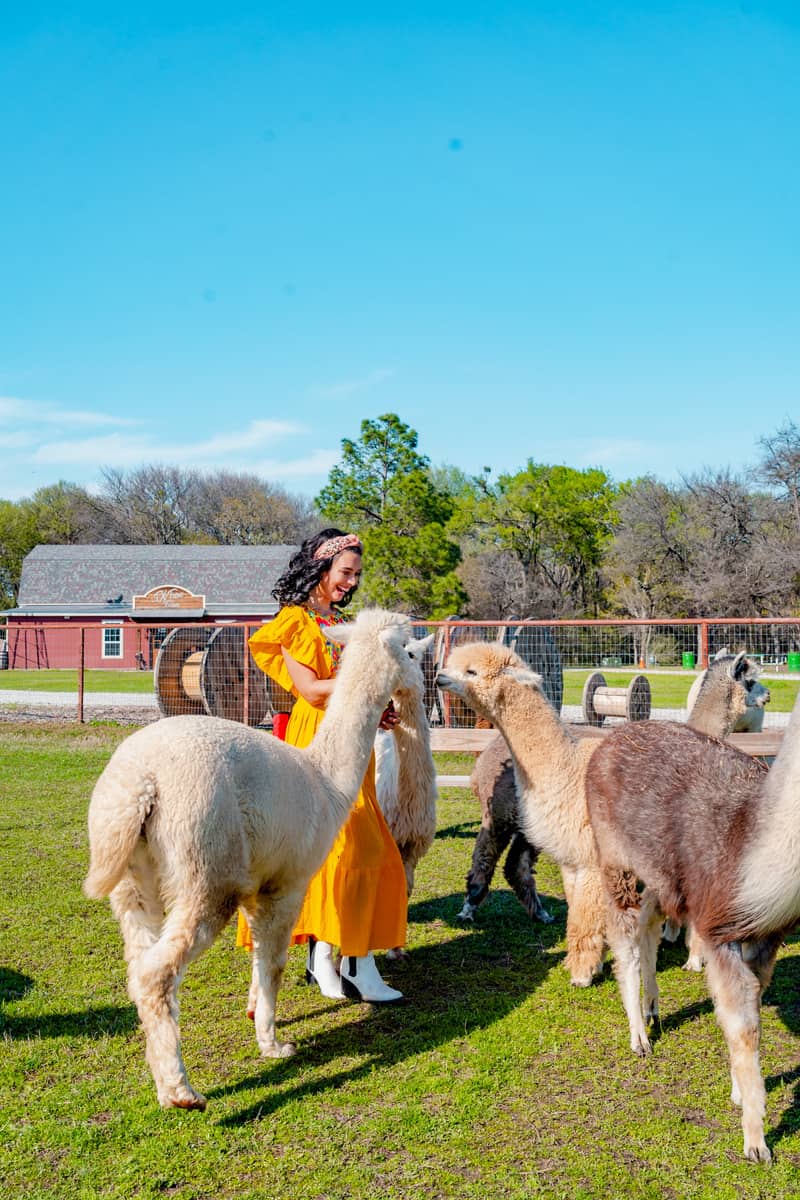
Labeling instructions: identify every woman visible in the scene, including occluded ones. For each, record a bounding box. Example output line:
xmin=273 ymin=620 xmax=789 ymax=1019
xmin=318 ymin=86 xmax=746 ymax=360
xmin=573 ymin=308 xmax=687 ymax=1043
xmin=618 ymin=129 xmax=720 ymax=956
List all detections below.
xmin=236 ymin=528 xmax=408 ymax=1003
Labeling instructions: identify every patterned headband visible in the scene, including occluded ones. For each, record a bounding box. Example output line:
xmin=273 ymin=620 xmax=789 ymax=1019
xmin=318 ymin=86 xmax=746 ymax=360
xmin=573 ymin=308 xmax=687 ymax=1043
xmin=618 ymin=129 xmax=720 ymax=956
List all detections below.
xmin=312 ymin=533 xmax=362 ymax=561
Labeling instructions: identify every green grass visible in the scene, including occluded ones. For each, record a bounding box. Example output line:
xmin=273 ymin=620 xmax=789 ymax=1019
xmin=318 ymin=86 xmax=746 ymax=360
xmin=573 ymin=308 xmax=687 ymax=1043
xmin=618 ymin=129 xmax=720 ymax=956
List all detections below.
xmin=2 ymin=723 xmax=800 ymax=1199
xmin=0 ymin=669 xmax=155 ymax=693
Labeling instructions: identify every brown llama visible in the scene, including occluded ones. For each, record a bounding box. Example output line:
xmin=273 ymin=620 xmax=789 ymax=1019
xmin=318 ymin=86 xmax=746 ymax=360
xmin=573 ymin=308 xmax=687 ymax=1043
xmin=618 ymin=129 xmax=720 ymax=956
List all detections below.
xmin=584 ymin=693 xmax=800 ymax=1164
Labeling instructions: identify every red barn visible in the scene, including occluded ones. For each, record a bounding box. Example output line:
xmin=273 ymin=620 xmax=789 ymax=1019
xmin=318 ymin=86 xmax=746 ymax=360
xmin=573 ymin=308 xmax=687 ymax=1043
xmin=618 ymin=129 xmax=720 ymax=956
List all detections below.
xmin=5 ymin=544 xmax=296 ymax=670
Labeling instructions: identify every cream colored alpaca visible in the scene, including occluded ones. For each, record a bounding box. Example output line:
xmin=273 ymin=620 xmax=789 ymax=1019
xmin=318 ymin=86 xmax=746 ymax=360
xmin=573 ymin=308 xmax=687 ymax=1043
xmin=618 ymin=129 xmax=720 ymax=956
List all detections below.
xmin=375 ymin=634 xmax=438 ymax=897
xmin=84 ymin=609 xmax=415 ymax=1111
xmin=437 ymin=641 xmax=607 ymax=986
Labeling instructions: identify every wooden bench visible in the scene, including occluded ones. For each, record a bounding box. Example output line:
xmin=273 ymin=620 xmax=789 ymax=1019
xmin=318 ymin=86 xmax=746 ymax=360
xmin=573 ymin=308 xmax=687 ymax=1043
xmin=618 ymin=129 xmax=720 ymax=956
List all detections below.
xmin=430 ymin=724 xmax=784 ymax=788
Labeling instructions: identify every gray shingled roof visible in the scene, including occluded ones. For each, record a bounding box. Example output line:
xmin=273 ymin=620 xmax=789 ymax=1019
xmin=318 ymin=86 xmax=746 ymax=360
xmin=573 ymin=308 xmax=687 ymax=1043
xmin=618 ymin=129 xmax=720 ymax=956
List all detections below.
xmin=14 ymin=544 xmax=297 ymax=616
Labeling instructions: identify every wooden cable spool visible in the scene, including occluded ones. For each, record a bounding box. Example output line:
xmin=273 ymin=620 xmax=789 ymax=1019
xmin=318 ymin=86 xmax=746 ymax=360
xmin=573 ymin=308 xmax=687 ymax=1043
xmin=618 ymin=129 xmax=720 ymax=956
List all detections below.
xmin=154 ymin=626 xmax=292 ymax=727
xmin=582 ymin=671 xmax=651 ymax=726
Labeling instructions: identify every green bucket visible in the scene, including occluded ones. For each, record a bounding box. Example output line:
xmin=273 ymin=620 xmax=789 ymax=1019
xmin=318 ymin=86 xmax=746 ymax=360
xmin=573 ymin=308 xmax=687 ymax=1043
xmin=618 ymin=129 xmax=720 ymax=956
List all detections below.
xmin=682 ymin=652 xmax=696 ymax=670
xmin=788 ymin=652 xmax=800 ymax=673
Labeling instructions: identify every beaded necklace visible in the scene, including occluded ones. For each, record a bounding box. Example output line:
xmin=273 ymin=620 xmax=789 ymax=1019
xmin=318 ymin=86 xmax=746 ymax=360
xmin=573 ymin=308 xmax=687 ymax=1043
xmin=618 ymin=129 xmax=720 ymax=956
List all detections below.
xmin=306 ymin=606 xmax=349 ymax=673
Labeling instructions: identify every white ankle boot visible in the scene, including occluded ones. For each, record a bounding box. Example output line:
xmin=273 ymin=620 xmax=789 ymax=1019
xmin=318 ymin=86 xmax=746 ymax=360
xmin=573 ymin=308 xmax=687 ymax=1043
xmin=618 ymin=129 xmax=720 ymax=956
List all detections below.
xmin=340 ymin=952 xmax=403 ymax=1003
xmin=306 ymin=939 xmax=343 ymax=999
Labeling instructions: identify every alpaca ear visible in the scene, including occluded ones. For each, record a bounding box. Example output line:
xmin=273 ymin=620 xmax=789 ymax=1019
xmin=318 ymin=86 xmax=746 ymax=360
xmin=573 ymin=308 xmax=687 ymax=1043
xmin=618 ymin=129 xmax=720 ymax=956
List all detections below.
xmin=407 ymin=634 xmax=434 ymax=660
xmin=730 ymin=651 xmax=749 ymax=680
xmin=504 ymin=665 xmax=543 ymax=688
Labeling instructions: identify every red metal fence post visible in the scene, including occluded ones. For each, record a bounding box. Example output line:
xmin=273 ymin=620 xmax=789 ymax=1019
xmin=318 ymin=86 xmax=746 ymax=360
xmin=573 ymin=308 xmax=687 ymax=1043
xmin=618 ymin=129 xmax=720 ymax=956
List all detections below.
xmin=442 ymin=624 xmax=452 ymax=727
xmin=700 ymin=621 xmax=709 ymax=669
xmin=242 ymin=624 xmax=250 ymax=727
xmin=78 ymin=627 xmax=85 ymax=724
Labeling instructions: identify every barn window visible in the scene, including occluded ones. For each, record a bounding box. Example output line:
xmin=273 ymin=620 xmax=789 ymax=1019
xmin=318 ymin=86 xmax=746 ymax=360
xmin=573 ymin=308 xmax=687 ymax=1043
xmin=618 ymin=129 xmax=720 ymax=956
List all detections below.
xmin=102 ymin=625 xmax=123 ymax=659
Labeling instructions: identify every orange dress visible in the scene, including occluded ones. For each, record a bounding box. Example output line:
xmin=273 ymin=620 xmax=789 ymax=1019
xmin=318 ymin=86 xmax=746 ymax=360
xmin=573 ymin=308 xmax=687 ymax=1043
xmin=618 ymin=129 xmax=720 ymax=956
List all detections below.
xmin=237 ymin=605 xmax=407 ymax=956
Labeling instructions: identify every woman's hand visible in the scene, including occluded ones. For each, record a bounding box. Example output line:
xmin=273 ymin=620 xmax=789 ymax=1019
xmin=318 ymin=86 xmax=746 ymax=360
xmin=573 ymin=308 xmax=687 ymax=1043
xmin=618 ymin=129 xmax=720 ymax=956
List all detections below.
xmin=379 ymin=700 xmax=399 ymax=731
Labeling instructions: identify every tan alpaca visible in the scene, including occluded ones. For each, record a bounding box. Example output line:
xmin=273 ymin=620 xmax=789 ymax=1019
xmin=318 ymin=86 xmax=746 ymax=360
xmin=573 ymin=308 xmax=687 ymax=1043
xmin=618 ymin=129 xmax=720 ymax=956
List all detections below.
xmin=375 ymin=634 xmax=438 ymax=897
xmin=84 ymin=609 xmax=417 ymax=1111
xmin=436 ymin=641 xmax=607 ymax=986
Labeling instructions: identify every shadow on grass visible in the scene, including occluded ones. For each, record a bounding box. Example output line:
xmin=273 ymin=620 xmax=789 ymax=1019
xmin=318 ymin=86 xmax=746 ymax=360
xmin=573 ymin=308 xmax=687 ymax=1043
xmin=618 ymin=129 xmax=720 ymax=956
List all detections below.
xmin=213 ymin=902 xmax=566 ymax=1127
xmin=0 ymin=1001 xmax=138 ymax=1040
xmin=435 ymin=820 xmax=480 ymax=841
xmin=408 ymin=885 xmax=568 ymax=932
xmin=0 ymin=967 xmax=34 ymax=1003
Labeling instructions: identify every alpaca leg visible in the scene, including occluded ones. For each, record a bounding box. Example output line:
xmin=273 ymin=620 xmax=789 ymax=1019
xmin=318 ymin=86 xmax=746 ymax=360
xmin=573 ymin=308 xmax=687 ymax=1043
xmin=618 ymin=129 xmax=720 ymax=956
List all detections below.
xmin=564 ymin=866 xmax=607 ymax=987
xmin=131 ymin=901 xmax=226 ymax=1109
xmin=503 ymin=832 xmax=553 ymax=923
xmin=110 ymin=859 xmax=165 ymax=1002
xmin=703 ymin=943 xmax=770 ymax=1164
xmin=742 ymin=935 xmax=781 ymax=996
xmin=603 ymin=874 xmax=650 ymax=1055
xmin=639 ymin=889 xmax=665 ymax=1026
xmin=682 ymin=922 xmax=707 ymax=972
xmin=458 ymin=822 xmax=510 ymax=921
xmin=248 ymin=889 xmax=306 ymax=1059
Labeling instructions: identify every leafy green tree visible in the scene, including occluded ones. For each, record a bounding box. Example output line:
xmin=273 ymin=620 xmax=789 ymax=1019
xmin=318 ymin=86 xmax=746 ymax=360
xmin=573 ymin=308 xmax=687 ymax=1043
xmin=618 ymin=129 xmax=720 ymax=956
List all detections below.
xmin=316 ymin=414 xmax=466 ymax=616
xmin=450 ymin=461 xmax=617 ymax=617
xmin=0 ymin=499 xmax=38 ymax=609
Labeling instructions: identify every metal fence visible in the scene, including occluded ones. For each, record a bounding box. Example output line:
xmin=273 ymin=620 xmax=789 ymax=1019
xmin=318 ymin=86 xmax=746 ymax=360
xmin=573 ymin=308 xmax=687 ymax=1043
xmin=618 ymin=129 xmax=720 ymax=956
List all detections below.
xmin=2 ymin=617 xmax=799 ymax=727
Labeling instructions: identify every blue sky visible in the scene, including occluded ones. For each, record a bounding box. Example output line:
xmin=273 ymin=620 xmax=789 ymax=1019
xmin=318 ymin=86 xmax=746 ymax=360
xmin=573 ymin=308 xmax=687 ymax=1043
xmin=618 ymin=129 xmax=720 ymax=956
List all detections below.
xmin=2 ymin=2 xmax=798 ymax=503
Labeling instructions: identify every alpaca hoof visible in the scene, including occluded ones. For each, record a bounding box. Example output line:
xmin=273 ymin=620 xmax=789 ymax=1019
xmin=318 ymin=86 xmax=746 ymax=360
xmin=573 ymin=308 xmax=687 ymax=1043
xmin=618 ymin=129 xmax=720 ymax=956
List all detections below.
xmin=260 ymin=1040 xmax=296 ymax=1059
xmin=535 ymin=905 xmax=554 ymax=924
xmin=744 ymin=1140 xmax=771 ymax=1164
xmin=631 ymin=1034 xmax=652 ymax=1057
xmin=386 ymin=946 xmax=407 ymax=961
xmin=682 ymin=956 xmax=704 ymax=972
xmin=456 ymin=902 xmax=476 ymax=922
xmin=163 ymin=1086 xmax=207 ymax=1111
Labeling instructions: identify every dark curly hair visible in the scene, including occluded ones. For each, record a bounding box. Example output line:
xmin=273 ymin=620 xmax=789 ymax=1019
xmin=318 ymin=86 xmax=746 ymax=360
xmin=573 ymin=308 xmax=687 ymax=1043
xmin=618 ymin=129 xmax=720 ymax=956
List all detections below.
xmin=272 ymin=527 xmax=363 ymax=609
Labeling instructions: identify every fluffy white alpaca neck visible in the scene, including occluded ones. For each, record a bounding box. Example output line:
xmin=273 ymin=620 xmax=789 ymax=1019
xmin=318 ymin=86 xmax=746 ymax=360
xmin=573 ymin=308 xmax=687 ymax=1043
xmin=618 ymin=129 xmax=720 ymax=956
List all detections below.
xmin=737 ymin=692 xmax=800 ymax=932
xmin=393 ymin=681 xmax=437 ymax=819
xmin=305 ymin=642 xmax=391 ymax=805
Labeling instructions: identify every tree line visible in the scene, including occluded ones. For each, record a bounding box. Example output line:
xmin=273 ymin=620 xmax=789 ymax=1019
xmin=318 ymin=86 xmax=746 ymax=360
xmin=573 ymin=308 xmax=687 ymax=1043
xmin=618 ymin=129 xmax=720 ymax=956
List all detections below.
xmin=1 ymin=415 xmax=799 ymax=619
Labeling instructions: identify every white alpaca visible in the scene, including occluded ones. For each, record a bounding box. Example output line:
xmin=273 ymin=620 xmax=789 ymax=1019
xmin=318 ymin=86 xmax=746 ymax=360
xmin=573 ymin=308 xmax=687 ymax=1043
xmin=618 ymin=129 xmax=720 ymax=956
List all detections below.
xmin=83 ymin=609 xmax=416 ymax=1111
xmin=375 ymin=634 xmax=438 ymax=897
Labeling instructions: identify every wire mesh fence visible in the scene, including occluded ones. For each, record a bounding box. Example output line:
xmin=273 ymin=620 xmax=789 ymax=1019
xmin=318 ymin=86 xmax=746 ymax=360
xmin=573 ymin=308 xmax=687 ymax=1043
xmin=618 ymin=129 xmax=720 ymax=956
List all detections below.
xmin=2 ymin=617 xmax=799 ymax=728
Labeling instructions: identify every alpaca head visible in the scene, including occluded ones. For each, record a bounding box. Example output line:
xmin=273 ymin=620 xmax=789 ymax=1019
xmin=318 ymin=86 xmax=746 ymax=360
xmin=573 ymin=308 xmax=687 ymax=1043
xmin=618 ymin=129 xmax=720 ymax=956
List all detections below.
xmin=694 ymin=649 xmax=771 ymax=727
xmin=326 ymin=608 xmax=416 ymax=698
xmin=393 ymin=633 xmax=435 ymax=699
xmin=436 ymin=641 xmax=544 ymax=724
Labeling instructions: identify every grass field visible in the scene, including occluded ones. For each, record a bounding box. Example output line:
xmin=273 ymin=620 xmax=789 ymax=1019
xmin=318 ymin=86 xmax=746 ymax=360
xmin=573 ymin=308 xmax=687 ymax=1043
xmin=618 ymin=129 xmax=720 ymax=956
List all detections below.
xmin=2 ymin=723 xmax=800 ymax=1199
xmin=3 ymin=667 xmax=799 ymax=712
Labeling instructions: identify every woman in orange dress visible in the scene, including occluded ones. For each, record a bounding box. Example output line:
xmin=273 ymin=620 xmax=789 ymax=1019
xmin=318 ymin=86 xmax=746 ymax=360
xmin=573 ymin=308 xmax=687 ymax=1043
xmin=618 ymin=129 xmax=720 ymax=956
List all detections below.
xmin=236 ymin=528 xmax=408 ymax=1003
